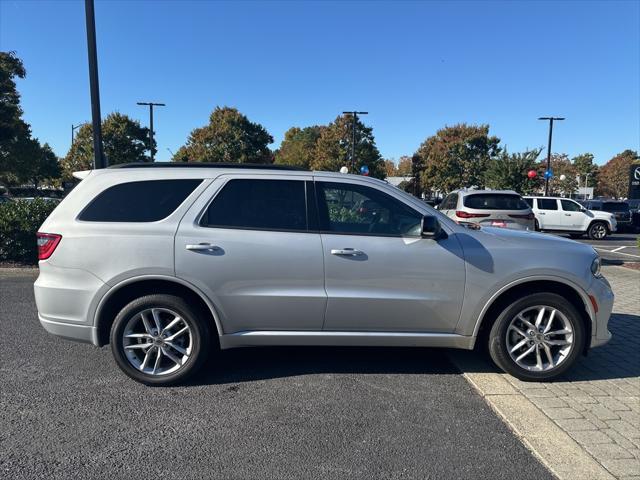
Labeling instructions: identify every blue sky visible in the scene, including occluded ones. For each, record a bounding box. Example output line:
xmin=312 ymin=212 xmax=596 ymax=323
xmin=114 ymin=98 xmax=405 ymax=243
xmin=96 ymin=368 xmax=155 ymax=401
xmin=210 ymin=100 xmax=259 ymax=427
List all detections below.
xmin=1 ymin=0 xmax=638 ymax=164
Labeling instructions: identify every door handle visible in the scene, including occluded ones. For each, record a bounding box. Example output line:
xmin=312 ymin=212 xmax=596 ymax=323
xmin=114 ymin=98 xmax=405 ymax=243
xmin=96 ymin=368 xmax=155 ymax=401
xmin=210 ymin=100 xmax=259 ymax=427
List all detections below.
xmin=331 ymin=248 xmax=364 ymax=256
xmin=186 ymin=243 xmax=220 ymax=251
xmin=565 ymin=213 xmax=571 ymax=216
xmin=539 ymin=212 xmax=546 ymax=215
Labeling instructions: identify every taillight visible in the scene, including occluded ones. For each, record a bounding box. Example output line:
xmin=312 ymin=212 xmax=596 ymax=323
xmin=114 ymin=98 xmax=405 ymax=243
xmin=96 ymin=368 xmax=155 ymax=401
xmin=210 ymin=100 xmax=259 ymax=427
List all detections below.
xmin=456 ymin=210 xmax=490 ymax=219
xmin=36 ymin=233 xmax=62 ymax=260
xmin=509 ymin=213 xmax=535 ymax=220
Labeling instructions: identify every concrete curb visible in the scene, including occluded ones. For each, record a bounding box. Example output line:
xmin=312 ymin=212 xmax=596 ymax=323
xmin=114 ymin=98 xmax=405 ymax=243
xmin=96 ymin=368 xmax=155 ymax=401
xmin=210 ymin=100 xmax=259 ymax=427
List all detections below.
xmin=450 ymin=352 xmax=615 ymax=480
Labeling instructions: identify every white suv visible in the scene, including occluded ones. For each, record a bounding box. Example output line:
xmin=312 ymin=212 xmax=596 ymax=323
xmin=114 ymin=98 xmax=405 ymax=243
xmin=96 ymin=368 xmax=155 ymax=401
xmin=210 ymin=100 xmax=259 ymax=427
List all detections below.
xmin=524 ymin=196 xmax=617 ymax=240
xmin=34 ymin=164 xmax=613 ymax=385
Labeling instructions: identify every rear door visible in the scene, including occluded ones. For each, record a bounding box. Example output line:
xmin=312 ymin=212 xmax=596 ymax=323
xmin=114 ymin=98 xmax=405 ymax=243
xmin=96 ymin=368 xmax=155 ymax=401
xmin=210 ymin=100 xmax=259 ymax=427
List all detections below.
xmin=175 ymin=175 xmax=326 ymax=333
xmin=315 ymin=179 xmax=466 ymax=333
xmin=536 ymin=198 xmax=562 ymax=229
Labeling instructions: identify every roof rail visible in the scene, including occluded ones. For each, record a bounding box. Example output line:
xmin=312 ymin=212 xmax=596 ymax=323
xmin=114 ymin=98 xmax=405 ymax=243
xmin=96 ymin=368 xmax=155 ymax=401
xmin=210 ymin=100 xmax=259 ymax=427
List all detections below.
xmin=108 ymin=162 xmax=308 ymax=171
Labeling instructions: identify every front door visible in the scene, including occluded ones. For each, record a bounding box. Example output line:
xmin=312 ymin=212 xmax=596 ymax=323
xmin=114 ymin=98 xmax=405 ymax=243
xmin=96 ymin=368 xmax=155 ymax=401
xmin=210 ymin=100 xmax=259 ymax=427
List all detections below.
xmin=175 ymin=175 xmax=326 ymax=333
xmin=315 ymin=179 xmax=466 ymax=333
xmin=559 ymin=199 xmax=584 ymax=231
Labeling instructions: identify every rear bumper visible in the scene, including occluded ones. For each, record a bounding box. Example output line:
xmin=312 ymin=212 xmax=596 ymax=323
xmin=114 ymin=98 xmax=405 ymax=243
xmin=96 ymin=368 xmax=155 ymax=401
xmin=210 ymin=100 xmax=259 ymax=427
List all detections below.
xmin=34 ymin=263 xmax=104 ymax=345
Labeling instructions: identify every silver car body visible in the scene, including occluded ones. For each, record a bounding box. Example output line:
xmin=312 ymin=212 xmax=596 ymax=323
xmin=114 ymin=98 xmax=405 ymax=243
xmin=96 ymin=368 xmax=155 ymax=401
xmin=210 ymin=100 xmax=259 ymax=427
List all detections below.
xmin=34 ymin=167 xmax=613 ymax=352
xmin=439 ymin=189 xmax=535 ymax=231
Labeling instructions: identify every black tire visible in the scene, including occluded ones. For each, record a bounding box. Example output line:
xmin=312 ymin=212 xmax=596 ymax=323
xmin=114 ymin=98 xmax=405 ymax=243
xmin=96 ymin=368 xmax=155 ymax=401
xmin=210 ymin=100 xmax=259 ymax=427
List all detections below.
xmin=110 ymin=294 xmax=211 ymax=386
xmin=488 ymin=292 xmax=585 ymax=381
xmin=587 ymin=221 xmax=608 ymax=240
xmin=569 ymin=233 xmax=583 ymax=239
xmin=534 ymin=219 xmax=540 ymax=232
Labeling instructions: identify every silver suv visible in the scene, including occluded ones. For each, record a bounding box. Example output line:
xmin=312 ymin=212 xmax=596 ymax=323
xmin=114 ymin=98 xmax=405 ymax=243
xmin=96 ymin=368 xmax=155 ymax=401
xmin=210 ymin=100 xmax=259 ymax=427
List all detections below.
xmin=438 ymin=190 xmax=535 ymax=230
xmin=35 ymin=164 xmax=613 ymax=385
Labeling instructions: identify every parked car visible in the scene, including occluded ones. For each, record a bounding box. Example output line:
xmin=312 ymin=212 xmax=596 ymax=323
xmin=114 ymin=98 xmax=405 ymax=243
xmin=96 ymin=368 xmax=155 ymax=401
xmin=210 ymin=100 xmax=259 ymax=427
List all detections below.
xmin=524 ymin=196 xmax=617 ymax=240
xmin=582 ymin=199 xmax=632 ymax=232
xmin=438 ymin=189 xmax=534 ymax=230
xmin=628 ymin=199 xmax=640 ymax=232
xmin=35 ymin=164 xmax=613 ymax=385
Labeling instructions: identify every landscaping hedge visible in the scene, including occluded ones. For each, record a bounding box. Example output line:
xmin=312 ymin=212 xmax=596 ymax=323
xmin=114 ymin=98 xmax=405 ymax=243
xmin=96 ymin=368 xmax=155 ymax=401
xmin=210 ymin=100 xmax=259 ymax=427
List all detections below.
xmin=0 ymin=199 xmax=58 ymax=264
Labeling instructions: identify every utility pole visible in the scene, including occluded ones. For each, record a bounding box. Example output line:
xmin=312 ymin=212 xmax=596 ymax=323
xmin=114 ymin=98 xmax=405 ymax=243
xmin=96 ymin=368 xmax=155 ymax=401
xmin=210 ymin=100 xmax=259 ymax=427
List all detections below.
xmin=137 ymin=102 xmax=165 ymax=162
xmin=538 ymin=116 xmax=565 ymax=196
xmin=342 ymin=111 xmax=368 ymax=172
xmin=84 ymin=0 xmax=105 ymax=169
xmin=71 ymin=124 xmax=82 ymax=145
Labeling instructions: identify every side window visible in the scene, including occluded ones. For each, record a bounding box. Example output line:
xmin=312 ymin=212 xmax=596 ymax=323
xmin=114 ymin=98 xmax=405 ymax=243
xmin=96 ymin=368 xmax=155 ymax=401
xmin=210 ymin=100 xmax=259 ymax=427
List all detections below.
xmin=316 ymin=182 xmax=422 ymax=236
xmin=79 ymin=179 xmax=202 ymax=222
xmin=561 ymin=200 xmax=582 ymax=212
xmin=524 ymin=198 xmax=533 ymax=208
xmin=447 ymin=193 xmax=459 ymax=210
xmin=538 ymin=199 xmax=558 ymax=210
xmin=202 ymin=179 xmax=307 ymax=231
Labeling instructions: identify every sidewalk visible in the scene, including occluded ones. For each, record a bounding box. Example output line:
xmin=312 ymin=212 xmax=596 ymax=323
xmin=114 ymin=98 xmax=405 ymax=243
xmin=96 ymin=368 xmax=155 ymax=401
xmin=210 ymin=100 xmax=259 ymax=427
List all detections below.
xmin=452 ymin=265 xmax=640 ymax=480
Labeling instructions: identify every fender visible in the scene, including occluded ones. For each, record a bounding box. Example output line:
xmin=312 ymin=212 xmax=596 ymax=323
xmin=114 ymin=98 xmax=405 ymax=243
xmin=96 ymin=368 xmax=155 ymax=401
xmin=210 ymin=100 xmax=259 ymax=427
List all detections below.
xmin=93 ymin=274 xmax=224 ymax=338
xmin=471 ymin=274 xmax=596 ymax=338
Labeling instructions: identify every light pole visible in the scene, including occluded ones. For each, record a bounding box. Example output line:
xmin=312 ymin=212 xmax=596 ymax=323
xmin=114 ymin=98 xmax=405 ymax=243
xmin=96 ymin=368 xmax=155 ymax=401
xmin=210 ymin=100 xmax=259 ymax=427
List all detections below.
xmin=71 ymin=123 xmax=82 ymax=145
xmin=84 ymin=0 xmax=105 ymax=168
xmin=342 ymin=111 xmax=368 ymax=172
xmin=137 ymin=102 xmax=165 ymax=162
xmin=538 ymin=116 xmax=565 ymax=196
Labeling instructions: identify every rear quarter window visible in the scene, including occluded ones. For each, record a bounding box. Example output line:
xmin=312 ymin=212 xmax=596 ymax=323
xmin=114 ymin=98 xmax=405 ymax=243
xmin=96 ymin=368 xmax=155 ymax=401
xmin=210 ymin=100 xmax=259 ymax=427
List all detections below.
xmin=78 ymin=179 xmax=202 ymax=222
xmin=463 ymin=194 xmax=529 ymax=210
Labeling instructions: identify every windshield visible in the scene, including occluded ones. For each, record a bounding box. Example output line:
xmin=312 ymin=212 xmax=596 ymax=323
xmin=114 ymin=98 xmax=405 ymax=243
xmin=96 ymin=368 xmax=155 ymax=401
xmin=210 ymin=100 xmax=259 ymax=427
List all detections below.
xmin=602 ymin=202 xmax=629 ymax=212
xmin=463 ymin=193 xmax=529 ymax=210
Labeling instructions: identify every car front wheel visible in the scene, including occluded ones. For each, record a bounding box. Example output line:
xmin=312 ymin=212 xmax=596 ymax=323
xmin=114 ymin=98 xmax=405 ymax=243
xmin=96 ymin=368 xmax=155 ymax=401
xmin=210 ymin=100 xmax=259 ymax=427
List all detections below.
xmin=588 ymin=221 xmax=608 ymax=240
xmin=488 ymin=293 xmax=585 ymax=381
xmin=110 ymin=294 xmax=211 ymax=386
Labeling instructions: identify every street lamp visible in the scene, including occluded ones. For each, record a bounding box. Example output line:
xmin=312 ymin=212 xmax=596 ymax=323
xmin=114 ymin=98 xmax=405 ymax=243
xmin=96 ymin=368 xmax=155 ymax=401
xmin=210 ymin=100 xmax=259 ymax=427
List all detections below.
xmin=538 ymin=116 xmax=565 ymax=196
xmin=137 ymin=102 xmax=165 ymax=162
xmin=71 ymin=123 xmax=82 ymax=145
xmin=342 ymin=111 xmax=368 ymax=173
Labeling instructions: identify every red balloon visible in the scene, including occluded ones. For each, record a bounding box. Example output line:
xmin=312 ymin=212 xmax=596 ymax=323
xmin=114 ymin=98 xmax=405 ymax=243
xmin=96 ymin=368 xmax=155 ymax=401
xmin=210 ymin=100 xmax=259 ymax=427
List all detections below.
xmin=527 ymin=170 xmax=537 ymax=179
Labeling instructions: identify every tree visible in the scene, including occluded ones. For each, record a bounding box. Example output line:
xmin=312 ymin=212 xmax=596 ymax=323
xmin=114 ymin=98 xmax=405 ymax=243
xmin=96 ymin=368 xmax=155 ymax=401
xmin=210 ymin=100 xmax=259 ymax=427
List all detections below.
xmin=597 ymin=150 xmax=639 ymax=198
xmin=173 ymin=106 xmax=273 ymax=163
xmin=484 ymin=148 xmax=542 ymax=194
xmin=414 ymin=124 xmax=500 ymax=194
xmin=396 ymin=156 xmax=412 ymax=176
xmin=60 ymin=113 xmax=153 ymax=178
xmin=572 ymin=153 xmax=598 ymax=188
xmin=383 ymin=159 xmax=397 ymax=177
xmin=274 ymin=125 xmax=324 ymax=169
xmin=312 ymin=114 xmax=385 ymax=179
xmin=547 ymin=153 xmax=578 ymax=196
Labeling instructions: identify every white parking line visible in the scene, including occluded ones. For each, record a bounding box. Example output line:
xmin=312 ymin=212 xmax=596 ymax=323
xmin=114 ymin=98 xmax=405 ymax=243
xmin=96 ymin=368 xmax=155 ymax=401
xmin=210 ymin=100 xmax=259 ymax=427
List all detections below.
xmin=610 ymin=246 xmax=628 ymax=253
xmin=594 ymin=247 xmax=640 ymax=259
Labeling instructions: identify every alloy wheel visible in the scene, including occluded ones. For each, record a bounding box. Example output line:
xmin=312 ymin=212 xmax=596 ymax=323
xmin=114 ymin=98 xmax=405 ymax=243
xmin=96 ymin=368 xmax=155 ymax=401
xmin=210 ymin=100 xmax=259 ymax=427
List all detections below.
xmin=591 ymin=223 xmax=607 ymax=239
xmin=122 ymin=307 xmax=192 ymax=376
xmin=506 ymin=305 xmax=573 ymax=372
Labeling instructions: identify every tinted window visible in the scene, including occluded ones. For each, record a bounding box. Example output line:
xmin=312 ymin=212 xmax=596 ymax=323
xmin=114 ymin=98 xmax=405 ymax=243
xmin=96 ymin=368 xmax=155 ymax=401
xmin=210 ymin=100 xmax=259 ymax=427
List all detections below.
xmin=524 ymin=198 xmax=533 ymax=207
xmin=316 ymin=182 xmax=422 ymax=236
xmin=602 ymin=202 xmax=630 ymax=212
xmin=537 ymin=199 xmax=558 ymax=210
xmin=202 ymin=179 xmax=307 ymax=231
xmin=463 ymin=194 xmax=529 ymax=210
xmin=79 ymin=179 xmax=201 ymax=222
xmin=561 ymin=200 xmax=582 ymax=212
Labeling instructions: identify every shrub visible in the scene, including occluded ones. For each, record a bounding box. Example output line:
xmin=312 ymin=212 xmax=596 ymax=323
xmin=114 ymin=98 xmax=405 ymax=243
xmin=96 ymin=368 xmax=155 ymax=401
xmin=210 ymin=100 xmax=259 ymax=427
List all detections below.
xmin=0 ymin=199 xmax=58 ymax=264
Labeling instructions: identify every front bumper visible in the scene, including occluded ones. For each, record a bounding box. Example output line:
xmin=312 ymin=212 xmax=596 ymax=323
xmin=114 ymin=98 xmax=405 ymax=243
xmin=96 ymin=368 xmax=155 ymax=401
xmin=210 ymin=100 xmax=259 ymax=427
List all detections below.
xmin=588 ymin=275 xmax=614 ymax=349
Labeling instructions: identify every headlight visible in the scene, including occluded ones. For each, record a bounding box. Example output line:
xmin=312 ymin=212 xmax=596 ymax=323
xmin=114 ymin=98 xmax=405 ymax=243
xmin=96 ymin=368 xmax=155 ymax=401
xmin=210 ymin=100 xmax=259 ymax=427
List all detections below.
xmin=591 ymin=256 xmax=602 ymax=277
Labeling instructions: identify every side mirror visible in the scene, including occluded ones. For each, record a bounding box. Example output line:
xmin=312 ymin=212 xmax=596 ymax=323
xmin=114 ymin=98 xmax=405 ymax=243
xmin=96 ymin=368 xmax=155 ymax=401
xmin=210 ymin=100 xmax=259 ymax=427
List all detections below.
xmin=421 ymin=215 xmax=443 ymax=239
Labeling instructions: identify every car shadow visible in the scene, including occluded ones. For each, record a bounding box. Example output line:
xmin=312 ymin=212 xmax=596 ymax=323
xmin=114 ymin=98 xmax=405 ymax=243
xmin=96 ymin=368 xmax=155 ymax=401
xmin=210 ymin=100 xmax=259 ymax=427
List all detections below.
xmin=453 ymin=312 xmax=640 ymax=382
xmin=187 ymin=345 xmax=459 ymax=386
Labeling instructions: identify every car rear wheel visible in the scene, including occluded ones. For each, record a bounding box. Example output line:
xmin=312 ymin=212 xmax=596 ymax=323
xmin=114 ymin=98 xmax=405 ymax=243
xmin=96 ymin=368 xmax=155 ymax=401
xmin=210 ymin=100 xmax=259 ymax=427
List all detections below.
xmin=488 ymin=292 xmax=585 ymax=381
xmin=588 ymin=221 xmax=608 ymax=240
xmin=110 ymin=294 xmax=211 ymax=386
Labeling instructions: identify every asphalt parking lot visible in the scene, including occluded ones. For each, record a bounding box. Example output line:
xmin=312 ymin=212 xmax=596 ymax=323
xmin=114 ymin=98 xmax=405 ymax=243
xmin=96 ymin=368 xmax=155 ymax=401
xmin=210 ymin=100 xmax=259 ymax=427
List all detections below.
xmin=0 ymin=269 xmax=553 ymax=480
xmin=554 ymin=232 xmax=640 ymax=263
